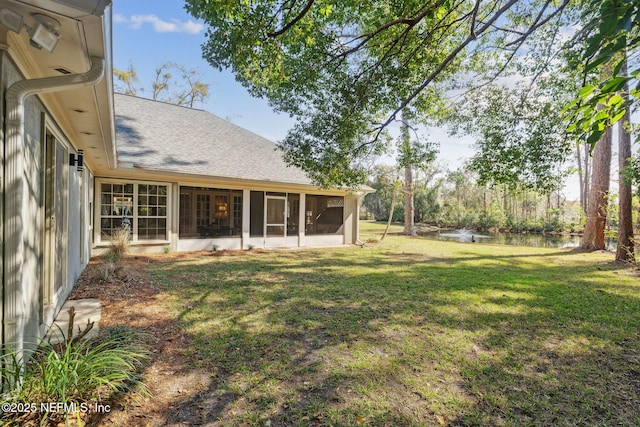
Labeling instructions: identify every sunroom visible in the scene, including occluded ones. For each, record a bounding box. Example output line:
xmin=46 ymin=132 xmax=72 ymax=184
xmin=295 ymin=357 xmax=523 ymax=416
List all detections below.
xmin=94 ymin=178 xmax=352 ymax=252
xmin=94 ymin=93 xmax=367 ymax=254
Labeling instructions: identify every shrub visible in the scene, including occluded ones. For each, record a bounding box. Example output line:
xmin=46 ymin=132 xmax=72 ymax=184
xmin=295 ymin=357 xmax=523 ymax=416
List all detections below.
xmin=0 ymin=324 xmax=149 ymax=425
xmin=100 ymin=261 xmax=117 ymax=281
xmin=109 ymin=227 xmax=131 ymax=262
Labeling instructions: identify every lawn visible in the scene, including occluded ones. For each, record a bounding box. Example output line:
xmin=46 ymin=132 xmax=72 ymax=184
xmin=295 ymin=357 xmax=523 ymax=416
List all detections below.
xmin=145 ymin=230 xmax=640 ymax=426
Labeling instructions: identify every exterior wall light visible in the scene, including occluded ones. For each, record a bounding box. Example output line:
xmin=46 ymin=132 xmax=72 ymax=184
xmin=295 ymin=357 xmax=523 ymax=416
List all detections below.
xmin=69 ymin=149 xmax=84 ymax=172
xmin=28 ymin=14 xmax=61 ymax=53
xmin=0 ymin=9 xmax=61 ymax=53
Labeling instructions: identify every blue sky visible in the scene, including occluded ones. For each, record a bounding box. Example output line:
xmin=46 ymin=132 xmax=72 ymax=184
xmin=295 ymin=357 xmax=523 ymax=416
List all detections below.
xmin=112 ymin=0 xmax=296 ymax=142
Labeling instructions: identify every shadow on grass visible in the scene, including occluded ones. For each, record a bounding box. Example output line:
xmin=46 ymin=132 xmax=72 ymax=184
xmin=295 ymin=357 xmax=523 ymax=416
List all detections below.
xmin=140 ymin=243 xmax=640 ymax=426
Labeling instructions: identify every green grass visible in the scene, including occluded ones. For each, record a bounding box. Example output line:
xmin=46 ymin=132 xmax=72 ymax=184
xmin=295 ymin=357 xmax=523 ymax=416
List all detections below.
xmin=148 ymin=234 xmax=640 ymax=426
xmin=360 ymin=220 xmax=403 ymax=240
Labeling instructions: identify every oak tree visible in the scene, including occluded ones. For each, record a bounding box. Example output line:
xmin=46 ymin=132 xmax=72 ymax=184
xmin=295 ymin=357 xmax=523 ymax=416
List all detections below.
xmin=185 ymin=0 xmax=573 ymax=187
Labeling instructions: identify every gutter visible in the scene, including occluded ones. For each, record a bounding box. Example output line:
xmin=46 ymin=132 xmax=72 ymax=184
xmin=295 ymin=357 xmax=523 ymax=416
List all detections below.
xmin=2 ymin=56 xmax=104 ymax=363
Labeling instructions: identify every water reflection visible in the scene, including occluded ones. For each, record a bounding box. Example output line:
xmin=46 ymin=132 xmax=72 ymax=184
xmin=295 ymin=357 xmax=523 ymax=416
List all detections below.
xmin=420 ymin=229 xmax=617 ymax=250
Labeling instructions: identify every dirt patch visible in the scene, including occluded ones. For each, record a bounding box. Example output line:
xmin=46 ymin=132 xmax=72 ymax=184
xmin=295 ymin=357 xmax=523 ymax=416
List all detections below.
xmin=66 ymin=256 xmax=212 ymax=426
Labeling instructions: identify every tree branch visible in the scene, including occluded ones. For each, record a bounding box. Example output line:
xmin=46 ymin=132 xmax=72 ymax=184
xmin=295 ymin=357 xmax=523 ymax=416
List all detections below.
xmin=505 ymin=0 xmax=567 ymax=48
xmin=331 ymin=2 xmax=446 ymax=60
xmin=469 ymin=0 xmax=481 ymax=39
xmin=459 ymin=0 xmax=572 ymax=101
xmin=267 ymin=0 xmax=316 ymax=37
xmin=370 ymin=0 xmax=523 ymax=145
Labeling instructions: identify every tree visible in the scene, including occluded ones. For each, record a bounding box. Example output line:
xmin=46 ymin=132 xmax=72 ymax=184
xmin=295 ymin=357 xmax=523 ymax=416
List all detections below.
xmin=185 ymin=0 xmax=574 ymax=188
xmin=566 ymin=0 xmax=640 ymax=148
xmin=380 ymin=178 xmax=403 ymax=241
xmin=576 ymin=141 xmax=591 ymax=214
xmin=615 ymin=57 xmax=635 ymax=262
xmin=113 ymin=62 xmax=139 ymax=96
xmin=363 ymin=165 xmax=401 ymax=221
xmin=580 ymin=121 xmax=612 ymax=250
xmin=113 ymin=62 xmax=210 ymax=108
xmin=397 ymin=109 xmax=438 ymax=235
xmin=413 ymin=165 xmax=445 ymax=224
xmin=451 ymin=82 xmax=574 ymax=195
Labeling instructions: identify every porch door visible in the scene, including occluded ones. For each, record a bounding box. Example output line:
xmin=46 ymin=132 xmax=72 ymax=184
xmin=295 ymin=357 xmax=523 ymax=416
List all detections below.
xmin=265 ymin=195 xmax=286 ymax=246
xmin=43 ymin=133 xmax=68 ymax=307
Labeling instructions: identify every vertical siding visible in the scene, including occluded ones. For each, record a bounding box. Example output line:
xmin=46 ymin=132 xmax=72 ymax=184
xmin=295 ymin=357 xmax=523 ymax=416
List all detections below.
xmin=21 ymin=95 xmax=44 ymax=341
xmin=0 ymin=52 xmax=6 ymax=345
xmin=1 ymin=54 xmax=92 ymax=343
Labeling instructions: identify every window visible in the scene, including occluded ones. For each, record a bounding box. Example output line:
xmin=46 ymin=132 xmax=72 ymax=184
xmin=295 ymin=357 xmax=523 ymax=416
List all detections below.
xmin=137 ymin=184 xmax=168 ymax=240
xmin=179 ymin=187 xmax=242 ymax=238
xmin=305 ymin=195 xmax=344 ymax=235
xmin=99 ymin=181 xmax=169 ymax=242
xmin=100 ymin=183 xmax=133 ymax=239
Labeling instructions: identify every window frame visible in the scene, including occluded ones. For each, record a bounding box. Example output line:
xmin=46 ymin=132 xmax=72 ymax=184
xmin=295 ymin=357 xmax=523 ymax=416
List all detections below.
xmin=96 ymin=178 xmax=172 ymax=244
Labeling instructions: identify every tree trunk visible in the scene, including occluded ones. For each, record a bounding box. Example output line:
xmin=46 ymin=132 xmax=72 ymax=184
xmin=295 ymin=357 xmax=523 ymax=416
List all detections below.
xmin=546 ymin=193 xmax=551 ymax=224
xmin=381 ymin=182 xmax=399 ymax=241
xmin=577 ymin=144 xmax=585 ymax=212
xmin=581 ymin=126 xmax=612 ymax=251
xmin=583 ymin=142 xmax=590 ymax=212
xmin=404 ymin=165 xmax=416 ymax=236
xmin=615 ymin=58 xmax=634 ymax=262
xmin=483 ymin=189 xmax=487 ymax=216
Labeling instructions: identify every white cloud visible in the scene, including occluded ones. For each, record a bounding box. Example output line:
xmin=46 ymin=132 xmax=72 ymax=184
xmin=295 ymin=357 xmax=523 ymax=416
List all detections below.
xmin=115 ymin=14 xmax=204 ymax=35
xmin=113 ymin=13 xmax=127 ymax=23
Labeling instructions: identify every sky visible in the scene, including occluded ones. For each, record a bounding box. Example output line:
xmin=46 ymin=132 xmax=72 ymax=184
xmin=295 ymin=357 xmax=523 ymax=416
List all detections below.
xmin=111 ymin=1 xmax=586 ymax=199
xmin=111 ymin=0 xmax=295 ymax=142
xmin=111 ymin=2 xmax=475 ymax=162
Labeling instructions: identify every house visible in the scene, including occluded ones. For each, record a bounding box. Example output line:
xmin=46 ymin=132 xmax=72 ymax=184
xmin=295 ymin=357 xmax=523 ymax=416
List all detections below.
xmin=1 ymin=0 xmax=114 ymax=355
xmin=99 ymin=93 xmax=368 ymax=254
xmin=1 ymin=0 xmax=368 ymax=353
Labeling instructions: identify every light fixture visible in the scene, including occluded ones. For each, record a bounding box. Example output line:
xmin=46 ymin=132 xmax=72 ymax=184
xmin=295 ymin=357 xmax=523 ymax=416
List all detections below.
xmin=0 ymin=8 xmax=24 ymax=33
xmin=29 ymin=14 xmax=61 ymax=53
xmin=0 ymin=9 xmax=62 ymax=53
xmin=69 ymin=149 xmax=84 ymax=172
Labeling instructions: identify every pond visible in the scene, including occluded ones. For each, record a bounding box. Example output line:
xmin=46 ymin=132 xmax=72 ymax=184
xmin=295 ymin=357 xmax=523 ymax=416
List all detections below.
xmin=419 ymin=229 xmax=618 ymax=251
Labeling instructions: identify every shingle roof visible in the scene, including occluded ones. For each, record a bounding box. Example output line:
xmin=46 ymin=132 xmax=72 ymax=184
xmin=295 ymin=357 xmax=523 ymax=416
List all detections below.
xmin=114 ymin=93 xmax=313 ymax=185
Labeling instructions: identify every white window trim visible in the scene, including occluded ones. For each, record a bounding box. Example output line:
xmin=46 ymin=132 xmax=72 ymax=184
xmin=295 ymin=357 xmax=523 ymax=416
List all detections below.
xmin=42 ymin=122 xmax=70 ymax=308
xmin=95 ymin=178 xmax=172 ymax=245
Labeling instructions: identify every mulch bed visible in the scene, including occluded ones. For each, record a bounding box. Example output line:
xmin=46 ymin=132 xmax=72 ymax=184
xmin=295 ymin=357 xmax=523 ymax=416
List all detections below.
xmin=66 ymin=255 xmax=211 ymax=426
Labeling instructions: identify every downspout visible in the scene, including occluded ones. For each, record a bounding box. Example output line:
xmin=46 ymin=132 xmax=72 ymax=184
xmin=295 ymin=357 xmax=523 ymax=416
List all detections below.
xmin=3 ymin=56 xmax=104 ymax=364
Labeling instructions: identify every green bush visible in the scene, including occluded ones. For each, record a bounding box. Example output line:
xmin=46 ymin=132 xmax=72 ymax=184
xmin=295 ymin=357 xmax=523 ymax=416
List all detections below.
xmin=0 ymin=326 xmax=149 ymax=425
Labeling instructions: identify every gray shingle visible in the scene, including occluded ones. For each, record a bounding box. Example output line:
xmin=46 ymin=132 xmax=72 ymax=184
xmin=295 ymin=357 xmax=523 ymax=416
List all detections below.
xmin=114 ymin=93 xmax=312 ymax=185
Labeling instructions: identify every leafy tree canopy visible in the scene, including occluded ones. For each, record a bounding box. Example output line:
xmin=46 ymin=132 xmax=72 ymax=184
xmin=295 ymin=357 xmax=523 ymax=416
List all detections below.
xmin=454 ymin=83 xmax=574 ymax=193
xmin=566 ymin=0 xmax=640 ymax=146
xmin=185 ymin=0 xmax=574 ymax=188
